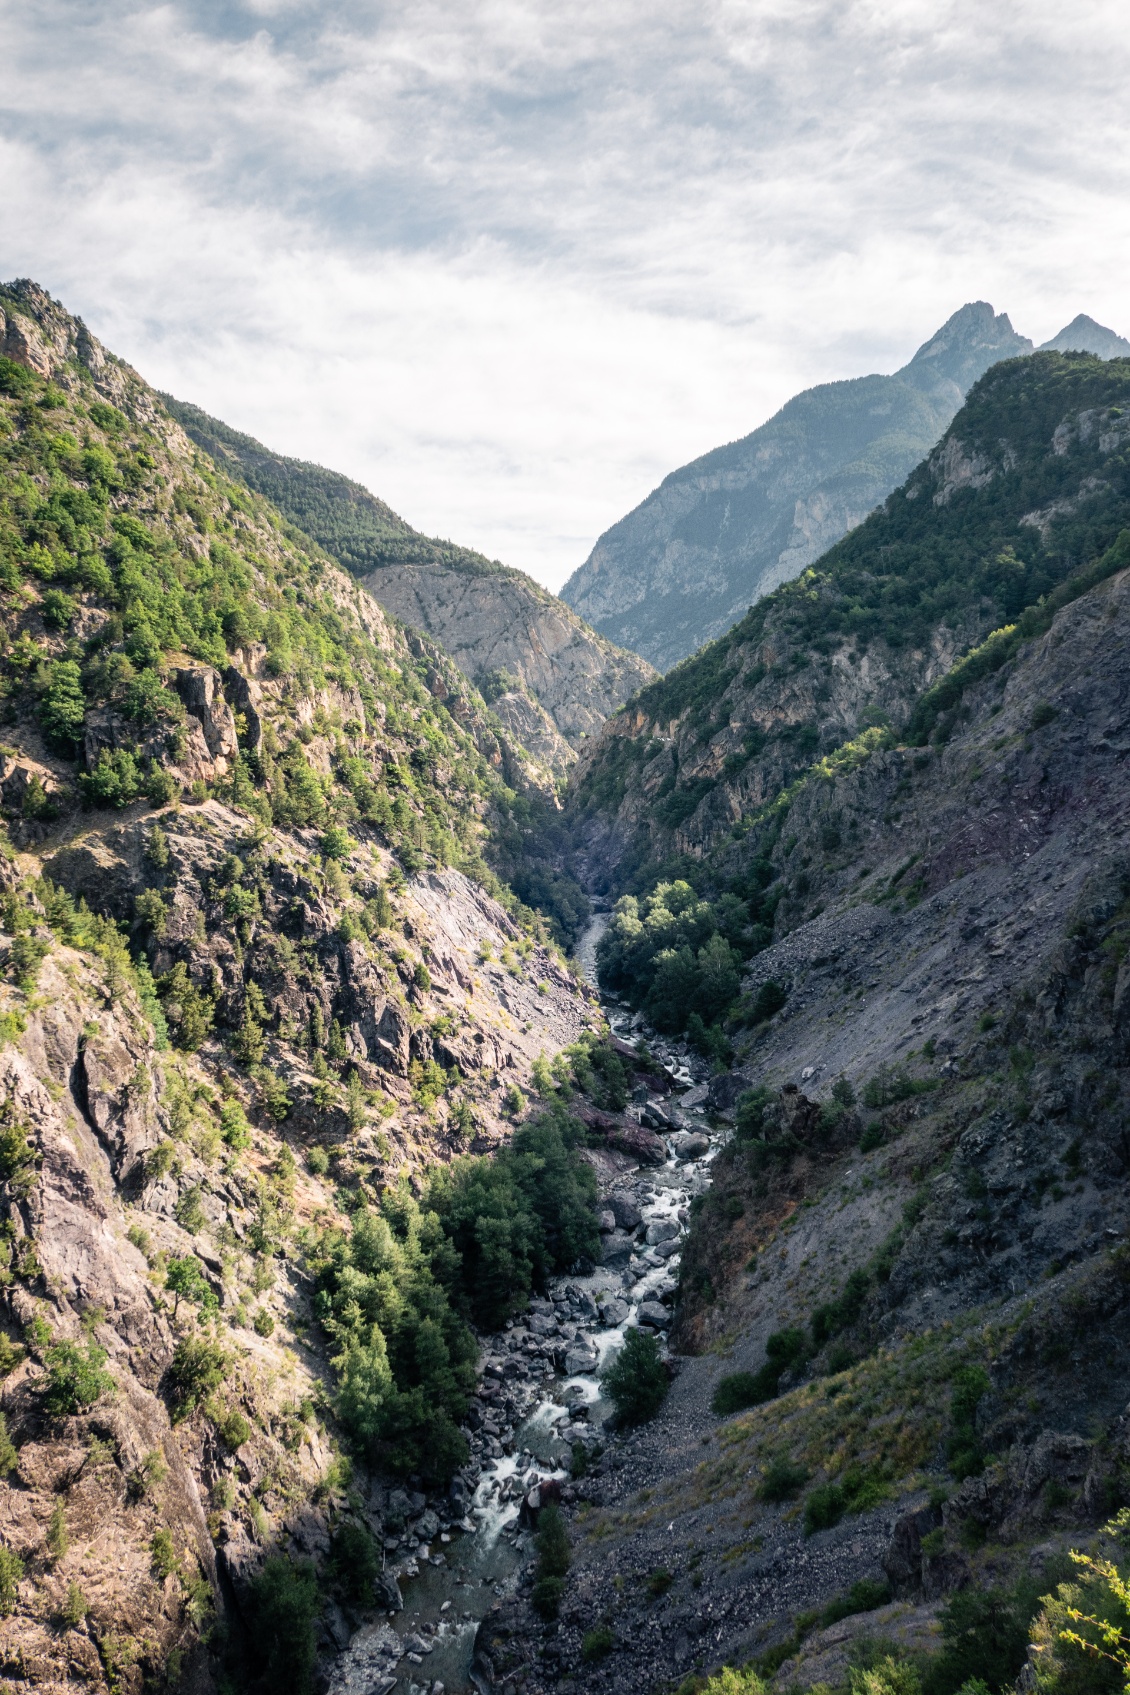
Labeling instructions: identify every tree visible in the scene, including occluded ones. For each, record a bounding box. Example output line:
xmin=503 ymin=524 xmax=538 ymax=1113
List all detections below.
xmin=602 ymin=1327 xmax=668 ymax=1426
xmin=165 ymin=1256 xmax=214 ymax=1317
xmin=38 ymin=660 xmax=85 ymax=751
xmin=42 ymin=1339 xmax=114 ymax=1417
xmin=246 ymin=1555 xmax=320 ymax=1695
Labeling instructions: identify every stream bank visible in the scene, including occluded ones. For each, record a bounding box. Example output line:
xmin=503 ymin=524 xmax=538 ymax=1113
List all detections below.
xmin=328 ymin=914 xmax=723 ymax=1695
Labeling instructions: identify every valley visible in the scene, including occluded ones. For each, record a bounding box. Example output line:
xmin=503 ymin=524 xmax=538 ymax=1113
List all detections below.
xmin=1 ymin=271 xmax=1130 ymax=1695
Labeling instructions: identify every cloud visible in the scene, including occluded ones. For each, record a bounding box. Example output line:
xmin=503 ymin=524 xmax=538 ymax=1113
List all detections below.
xmin=2 ymin=0 xmax=1129 ymax=588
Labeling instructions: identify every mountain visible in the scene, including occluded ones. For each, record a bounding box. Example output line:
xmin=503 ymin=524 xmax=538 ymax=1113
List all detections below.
xmin=570 ymin=345 xmax=1130 ymax=897
xmin=1039 ymin=312 xmax=1130 ymax=358
xmin=560 ymin=302 xmax=1033 ymax=668
xmin=0 ymin=278 xmax=607 ymax=1680
xmin=163 ymin=398 xmax=656 ymax=777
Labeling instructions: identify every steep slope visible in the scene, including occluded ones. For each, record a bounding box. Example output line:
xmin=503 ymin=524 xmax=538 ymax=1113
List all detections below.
xmin=571 ymin=349 xmax=1130 ymax=899
xmin=1039 ymin=313 xmax=1130 ymax=358
xmin=561 ymin=303 xmax=1033 ymax=668
xmin=163 ymin=399 xmax=655 ymax=776
xmin=0 ymin=278 xmax=606 ymax=1689
xmin=505 ymin=529 xmax=1130 ymax=1695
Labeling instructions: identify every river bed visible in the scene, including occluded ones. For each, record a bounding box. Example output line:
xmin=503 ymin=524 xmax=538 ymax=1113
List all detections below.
xmin=330 ymin=915 xmax=720 ymax=1695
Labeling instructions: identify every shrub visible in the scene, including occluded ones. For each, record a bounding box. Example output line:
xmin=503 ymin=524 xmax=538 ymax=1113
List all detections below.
xmin=602 ymin=1327 xmax=668 ymax=1426
xmin=533 ymin=1504 xmax=570 ymax=1615
xmin=713 ymin=1372 xmax=765 ymax=1416
xmin=165 ymin=1256 xmax=215 ymax=1316
xmin=821 ymin=1576 xmax=892 ymax=1626
xmin=0 ymin=1413 xmax=17 ymax=1477
xmin=212 ymin=1406 xmax=251 ymax=1449
xmin=166 ymin=1335 xmax=226 ymax=1418
xmin=46 ymin=1496 xmax=68 ymax=1561
xmin=253 ymin=1307 xmax=275 ymax=1338
xmin=582 ymin=1625 xmax=614 ymax=1662
xmin=532 ymin=1575 xmax=565 ymax=1619
xmin=0 ymin=1544 xmax=24 ymax=1615
xmin=329 ymin=1519 xmax=380 ymax=1604
xmin=60 ymin=1580 xmax=87 ymax=1626
xmin=946 ymin=1365 xmax=990 ymax=1481
xmin=38 ymin=660 xmax=86 ymax=751
xmin=42 ymin=1339 xmax=114 ymax=1417
xmin=805 ymin=1480 xmax=848 ymax=1534
xmin=851 ymin=1657 xmax=921 ymax=1695
xmin=759 ymin=1456 xmax=809 ymax=1502
xmin=81 ymin=748 xmax=141 ymax=809
xmin=151 ymin=1527 xmax=180 ymax=1581
xmin=245 ymin=1555 xmax=320 ymax=1695
xmin=320 ymin=825 xmax=354 ymax=861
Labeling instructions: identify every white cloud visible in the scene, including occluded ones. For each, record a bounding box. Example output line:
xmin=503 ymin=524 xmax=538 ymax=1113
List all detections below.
xmin=2 ymin=0 xmax=1129 ymax=589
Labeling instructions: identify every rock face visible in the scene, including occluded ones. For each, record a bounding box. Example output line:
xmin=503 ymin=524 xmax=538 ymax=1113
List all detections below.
xmin=560 ymin=303 xmax=1126 ymax=670
xmin=355 ymin=559 xmax=655 ymax=769
xmin=161 ymin=397 xmax=655 ymax=775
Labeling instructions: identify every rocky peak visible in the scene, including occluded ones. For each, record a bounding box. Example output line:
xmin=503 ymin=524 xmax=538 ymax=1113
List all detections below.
xmin=1038 ymin=312 xmax=1130 ymax=358
xmin=903 ymin=300 xmax=1033 ymax=393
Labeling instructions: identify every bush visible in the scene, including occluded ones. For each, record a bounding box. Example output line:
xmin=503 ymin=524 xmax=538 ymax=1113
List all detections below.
xmin=531 ymin=1575 xmax=565 ymax=1619
xmin=0 ymin=1413 xmax=17 ymax=1477
xmin=246 ymin=1555 xmax=320 ymax=1695
xmin=165 ymin=1255 xmax=215 ymax=1316
xmin=329 ymin=1519 xmax=380 ymax=1604
xmin=946 ymin=1365 xmax=990 ymax=1481
xmin=38 ymin=660 xmax=86 ymax=751
xmin=805 ymin=1480 xmax=848 ymax=1534
xmin=582 ymin=1625 xmax=614 ymax=1662
xmin=42 ymin=1339 xmax=114 ymax=1417
xmin=821 ymin=1576 xmax=892 ymax=1626
xmin=759 ymin=1456 xmax=809 ymax=1502
xmin=0 ymin=1544 xmax=24 ymax=1615
xmin=166 ymin=1335 xmax=226 ymax=1418
xmin=81 ymin=748 xmax=141 ymax=809
xmin=712 ymin=1372 xmax=766 ymax=1416
xmin=212 ymin=1406 xmax=251 ymax=1448
xmin=602 ymin=1327 xmax=668 ymax=1426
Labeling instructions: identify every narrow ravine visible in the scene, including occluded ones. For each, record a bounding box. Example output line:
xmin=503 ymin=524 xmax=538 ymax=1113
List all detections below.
xmin=330 ymin=915 xmax=722 ymax=1695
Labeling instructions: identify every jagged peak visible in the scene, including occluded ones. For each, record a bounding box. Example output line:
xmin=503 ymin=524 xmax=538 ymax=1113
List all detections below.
xmin=902 ymin=300 xmax=1033 ymax=389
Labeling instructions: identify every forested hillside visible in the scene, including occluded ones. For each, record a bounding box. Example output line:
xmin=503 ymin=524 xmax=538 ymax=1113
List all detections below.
xmin=0 ymin=277 xmax=608 ymax=1690
xmin=164 ymin=398 xmax=655 ymax=777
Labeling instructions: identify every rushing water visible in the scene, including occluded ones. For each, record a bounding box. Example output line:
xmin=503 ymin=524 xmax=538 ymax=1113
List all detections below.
xmin=331 ymin=915 xmax=718 ymax=1695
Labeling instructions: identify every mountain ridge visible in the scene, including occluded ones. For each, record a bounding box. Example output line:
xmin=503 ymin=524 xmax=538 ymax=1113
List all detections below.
xmin=162 ymin=397 xmax=656 ymax=777
xmin=561 ymin=303 xmax=1128 ymax=670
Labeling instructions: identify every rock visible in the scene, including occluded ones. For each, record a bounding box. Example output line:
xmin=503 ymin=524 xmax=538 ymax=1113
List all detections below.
xmin=415 ymin=1508 xmax=441 ymax=1541
xmin=610 ymin=1193 xmax=643 ymax=1231
xmin=600 ymin=1297 xmax=630 ymax=1326
xmin=369 ymin=1572 xmax=401 ymax=1613
xmin=597 ymin=1209 xmax=617 ymax=1234
xmin=565 ymin=1345 xmax=599 ymax=1376
xmin=668 ymin=1130 xmax=710 ymax=1160
xmin=638 ymin=1301 xmax=671 ymax=1328
xmin=610 ymin=1124 xmax=668 ymax=1166
xmin=645 ymin=1217 xmax=680 ymax=1245
xmin=601 ymin=1229 xmax=635 ymax=1267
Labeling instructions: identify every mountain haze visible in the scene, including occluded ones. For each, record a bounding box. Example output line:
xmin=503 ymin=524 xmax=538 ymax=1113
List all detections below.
xmin=165 ymin=398 xmax=655 ymax=777
xmin=562 ymin=303 xmax=1128 ymax=670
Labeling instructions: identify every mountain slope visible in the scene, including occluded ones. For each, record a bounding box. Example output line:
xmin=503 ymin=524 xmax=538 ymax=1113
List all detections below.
xmin=570 ymin=348 xmax=1130 ymax=899
xmin=1039 ymin=313 xmax=1130 ymax=357
xmin=0 ymin=278 xmax=603 ymax=1687
xmin=561 ymin=303 xmax=1032 ymax=668
xmin=521 ymin=553 xmax=1130 ymax=1695
xmin=163 ymin=398 xmax=655 ymax=775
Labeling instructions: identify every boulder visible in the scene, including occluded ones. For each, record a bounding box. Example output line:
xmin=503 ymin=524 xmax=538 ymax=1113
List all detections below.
xmin=565 ymin=1344 xmax=599 ymax=1377
xmin=637 ymin=1302 xmax=671 ymax=1328
xmin=600 ymin=1298 xmax=630 ymax=1326
xmin=645 ymin=1217 xmax=680 ymax=1246
xmin=601 ymin=1230 xmax=635 ymax=1268
xmin=373 ymin=1572 xmax=403 ymax=1613
xmin=610 ymin=1124 xmax=668 ymax=1166
xmin=668 ymin=1130 xmax=710 ymax=1160
xmin=610 ymin=1193 xmax=643 ymax=1231
xmin=597 ymin=1209 xmax=617 ymax=1234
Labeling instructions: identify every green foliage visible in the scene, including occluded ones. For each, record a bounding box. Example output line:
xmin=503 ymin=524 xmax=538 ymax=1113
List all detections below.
xmin=758 ymin=1456 xmax=809 ymax=1502
xmin=597 ymin=878 xmax=770 ymax=1032
xmin=602 ymin=1326 xmax=668 ymax=1426
xmin=946 ymin=1365 xmax=990 ymax=1481
xmin=166 ymin=1335 xmax=226 ymax=1418
xmin=582 ymin=1625 xmax=615 ymax=1662
xmin=165 ymin=1255 xmax=215 ymax=1316
xmin=245 ymin=1554 xmax=320 ymax=1695
xmin=0 ymin=1412 xmax=17 ymax=1477
xmin=922 ymin=1570 xmax=1071 ymax=1695
xmin=821 ymin=1576 xmax=892 ymax=1626
xmin=531 ymin=1504 xmax=571 ymax=1619
xmin=0 ymin=354 xmax=36 ymax=398
xmin=60 ymin=1580 xmax=88 ymax=1627
xmin=712 ymin=1328 xmax=808 ymax=1413
xmin=37 ymin=660 xmax=86 ymax=751
xmin=328 ymin=1519 xmax=381 ymax=1604
xmin=804 ymin=1465 xmax=888 ymax=1535
xmin=157 ymin=963 xmax=214 ymax=1051
xmin=564 ymin=1032 xmax=630 ymax=1111
xmin=42 ymin=1338 xmax=114 ymax=1417
xmin=426 ymin=1104 xmax=599 ymax=1330
xmin=0 ymin=1543 xmax=24 ymax=1615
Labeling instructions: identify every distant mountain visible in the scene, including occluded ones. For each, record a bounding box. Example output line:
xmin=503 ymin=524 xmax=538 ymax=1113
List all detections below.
xmin=1039 ymin=313 xmax=1130 ymax=358
xmin=561 ymin=303 xmax=1128 ymax=671
xmin=163 ymin=399 xmax=655 ymax=775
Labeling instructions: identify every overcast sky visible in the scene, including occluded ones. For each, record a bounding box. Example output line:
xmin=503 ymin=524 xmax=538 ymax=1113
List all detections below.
xmin=3 ymin=1 xmax=1129 ymax=591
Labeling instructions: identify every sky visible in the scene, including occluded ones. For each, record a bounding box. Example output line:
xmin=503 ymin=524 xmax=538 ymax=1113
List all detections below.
xmin=2 ymin=1 xmax=1129 ymax=592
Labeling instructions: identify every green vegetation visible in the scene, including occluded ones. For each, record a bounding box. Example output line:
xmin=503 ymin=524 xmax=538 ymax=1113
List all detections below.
xmin=312 ymin=1105 xmax=597 ymax=1481
xmin=165 ymin=1335 xmax=226 ymax=1418
xmin=602 ymin=1326 xmax=669 ymax=1426
xmin=327 ymin=1519 xmax=381 ymax=1605
xmin=531 ymin=1504 xmax=571 ymax=1619
xmin=244 ymin=1554 xmax=320 ymax=1695
xmin=41 ymin=1337 xmax=114 ymax=1417
xmin=0 ymin=1544 xmax=24 ymax=1615
xmin=597 ymin=876 xmax=778 ymax=1042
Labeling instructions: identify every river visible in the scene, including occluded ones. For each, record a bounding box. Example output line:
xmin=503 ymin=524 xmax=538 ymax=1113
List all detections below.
xmin=330 ymin=914 xmax=720 ymax=1695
